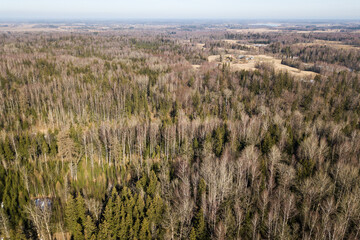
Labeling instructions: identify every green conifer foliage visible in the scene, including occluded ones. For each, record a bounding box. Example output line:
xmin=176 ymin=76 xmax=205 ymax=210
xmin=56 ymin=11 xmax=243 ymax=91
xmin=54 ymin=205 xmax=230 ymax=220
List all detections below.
xmin=146 ymin=171 xmax=158 ymax=197
xmin=84 ymin=215 xmax=96 ymax=240
xmin=139 ymin=218 xmax=151 ymax=240
xmin=76 ymin=193 xmax=87 ymax=225
xmin=65 ymin=195 xmax=83 ymax=240
xmin=3 ymin=137 xmax=15 ymax=162
xmin=189 ymin=227 xmax=197 ymax=240
xmin=194 ymin=208 xmax=207 ymax=240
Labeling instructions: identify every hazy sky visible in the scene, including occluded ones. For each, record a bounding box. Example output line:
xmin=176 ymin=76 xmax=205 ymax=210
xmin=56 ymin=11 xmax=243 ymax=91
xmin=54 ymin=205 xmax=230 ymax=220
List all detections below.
xmin=0 ymin=0 xmax=359 ymax=20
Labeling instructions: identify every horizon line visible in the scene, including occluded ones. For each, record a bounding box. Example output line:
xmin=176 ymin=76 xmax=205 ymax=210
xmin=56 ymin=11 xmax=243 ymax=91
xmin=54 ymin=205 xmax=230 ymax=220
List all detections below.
xmin=1 ymin=18 xmax=360 ymax=23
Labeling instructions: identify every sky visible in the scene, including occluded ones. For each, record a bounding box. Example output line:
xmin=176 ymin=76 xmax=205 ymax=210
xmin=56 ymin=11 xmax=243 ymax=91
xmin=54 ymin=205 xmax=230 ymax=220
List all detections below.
xmin=0 ymin=0 xmax=359 ymax=20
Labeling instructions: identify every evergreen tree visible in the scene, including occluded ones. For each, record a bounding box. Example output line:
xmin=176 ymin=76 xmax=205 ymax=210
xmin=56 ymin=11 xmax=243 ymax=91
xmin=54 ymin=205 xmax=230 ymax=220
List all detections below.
xmin=133 ymin=218 xmax=141 ymax=240
xmin=125 ymin=211 xmax=133 ymax=238
xmin=65 ymin=195 xmax=83 ymax=239
xmin=10 ymin=227 xmax=27 ymax=240
xmin=135 ymin=194 xmax=145 ymax=219
xmin=84 ymin=215 xmax=96 ymax=240
xmin=2 ymin=171 xmax=28 ymax=227
xmin=170 ymin=100 xmax=179 ymax=123
xmin=197 ymin=178 xmax=206 ymax=206
xmin=98 ymin=193 xmax=116 ymax=239
xmin=41 ymin=136 xmax=49 ymax=156
xmin=213 ymin=124 xmax=229 ymax=157
xmin=139 ymin=218 xmax=151 ymax=240
xmin=189 ymin=227 xmax=197 ymax=240
xmin=65 ymin=195 xmax=76 ymax=227
xmin=146 ymin=170 xmax=158 ymax=197
xmin=0 ymin=164 xmax=5 ymax=200
xmin=73 ymin=222 xmax=84 ymax=240
xmin=117 ymin=217 xmax=127 ymax=240
xmin=194 ymin=208 xmax=207 ymax=240
xmin=49 ymin=132 xmax=58 ymax=157
xmin=3 ymin=137 xmax=15 ymax=162
xmin=76 ymin=193 xmax=87 ymax=225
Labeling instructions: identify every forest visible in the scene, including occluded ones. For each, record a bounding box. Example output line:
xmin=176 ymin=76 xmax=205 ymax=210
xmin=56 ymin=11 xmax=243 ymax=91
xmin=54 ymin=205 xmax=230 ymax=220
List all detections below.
xmin=0 ymin=25 xmax=360 ymax=240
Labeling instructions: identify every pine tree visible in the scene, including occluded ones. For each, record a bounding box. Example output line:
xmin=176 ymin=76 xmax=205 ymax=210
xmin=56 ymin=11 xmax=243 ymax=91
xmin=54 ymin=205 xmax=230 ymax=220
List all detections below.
xmin=135 ymin=194 xmax=145 ymax=219
xmin=189 ymin=227 xmax=197 ymax=240
xmin=148 ymin=194 xmax=164 ymax=225
xmin=146 ymin=170 xmax=158 ymax=197
xmin=49 ymin=131 xmax=57 ymax=157
xmin=65 ymin=195 xmax=82 ymax=239
xmin=197 ymin=178 xmax=206 ymax=206
xmin=133 ymin=218 xmax=141 ymax=239
xmin=125 ymin=211 xmax=133 ymax=238
xmin=139 ymin=218 xmax=151 ymax=240
xmin=2 ymin=170 xmax=29 ymax=228
xmin=115 ymin=195 xmax=126 ymax=238
xmin=213 ymin=125 xmax=225 ymax=157
xmin=98 ymin=192 xmax=116 ymax=239
xmin=41 ymin=136 xmax=49 ymax=157
xmin=10 ymin=227 xmax=27 ymax=240
xmin=73 ymin=222 xmax=84 ymax=240
xmin=0 ymin=164 xmax=5 ymax=200
xmin=170 ymin=100 xmax=179 ymax=123
xmin=76 ymin=193 xmax=87 ymax=225
xmin=117 ymin=217 xmax=127 ymax=240
xmin=3 ymin=137 xmax=15 ymax=162
xmin=113 ymin=195 xmax=122 ymax=235
xmin=97 ymin=222 xmax=110 ymax=240
xmin=84 ymin=215 xmax=96 ymax=240
xmin=194 ymin=208 xmax=206 ymax=240
xmin=261 ymin=132 xmax=274 ymax=154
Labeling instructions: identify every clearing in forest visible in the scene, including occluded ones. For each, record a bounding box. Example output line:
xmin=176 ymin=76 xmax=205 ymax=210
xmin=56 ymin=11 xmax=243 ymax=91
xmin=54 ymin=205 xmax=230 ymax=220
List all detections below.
xmin=206 ymin=53 xmax=317 ymax=78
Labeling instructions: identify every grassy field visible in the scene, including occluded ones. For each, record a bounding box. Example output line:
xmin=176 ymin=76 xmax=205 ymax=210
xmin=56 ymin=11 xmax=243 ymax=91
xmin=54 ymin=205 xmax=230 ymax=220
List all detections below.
xmin=206 ymin=53 xmax=317 ymax=78
xmin=294 ymin=39 xmax=360 ymax=50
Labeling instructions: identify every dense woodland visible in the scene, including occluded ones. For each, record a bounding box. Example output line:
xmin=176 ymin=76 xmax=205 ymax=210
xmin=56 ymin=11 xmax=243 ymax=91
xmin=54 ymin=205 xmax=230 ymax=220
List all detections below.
xmin=0 ymin=28 xmax=360 ymax=240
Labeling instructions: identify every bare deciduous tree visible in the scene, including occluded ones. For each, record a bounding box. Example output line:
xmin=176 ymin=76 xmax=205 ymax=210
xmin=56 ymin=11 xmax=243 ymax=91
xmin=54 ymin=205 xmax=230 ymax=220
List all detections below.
xmin=25 ymin=201 xmax=52 ymax=240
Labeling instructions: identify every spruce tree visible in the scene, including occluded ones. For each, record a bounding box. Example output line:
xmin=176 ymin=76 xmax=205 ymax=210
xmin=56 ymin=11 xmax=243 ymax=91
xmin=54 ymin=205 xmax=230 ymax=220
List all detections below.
xmin=194 ymin=208 xmax=206 ymax=240
xmin=3 ymin=137 xmax=15 ymax=162
xmin=135 ymin=194 xmax=145 ymax=219
xmin=41 ymin=136 xmax=49 ymax=156
xmin=84 ymin=215 xmax=96 ymax=240
xmin=76 ymin=193 xmax=87 ymax=225
xmin=197 ymin=178 xmax=206 ymax=206
xmin=139 ymin=218 xmax=151 ymax=240
xmin=73 ymin=222 xmax=84 ymax=240
xmin=133 ymin=218 xmax=141 ymax=239
xmin=189 ymin=227 xmax=197 ymax=240
xmin=146 ymin=170 xmax=158 ymax=197
xmin=117 ymin=217 xmax=127 ymax=240
xmin=98 ymin=193 xmax=115 ymax=239
xmin=65 ymin=195 xmax=79 ymax=239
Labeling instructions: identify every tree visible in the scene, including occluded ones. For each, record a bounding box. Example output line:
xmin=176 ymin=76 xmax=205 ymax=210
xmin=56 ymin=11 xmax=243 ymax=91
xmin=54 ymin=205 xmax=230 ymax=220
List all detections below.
xmin=65 ymin=195 xmax=76 ymax=229
xmin=84 ymin=215 xmax=96 ymax=240
xmin=25 ymin=201 xmax=52 ymax=240
xmin=194 ymin=208 xmax=207 ymax=240
xmin=57 ymin=130 xmax=82 ymax=180
xmin=3 ymin=137 xmax=15 ymax=162
xmin=147 ymin=170 xmax=158 ymax=197
xmin=76 ymin=193 xmax=87 ymax=226
xmin=189 ymin=227 xmax=196 ymax=240
xmin=65 ymin=194 xmax=84 ymax=240
xmin=98 ymin=188 xmax=117 ymax=240
xmin=170 ymin=100 xmax=179 ymax=123
xmin=0 ymin=205 xmax=11 ymax=239
xmin=2 ymin=170 xmax=29 ymax=228
xmin=139 ymin=218 xmax=151 ymax=240
xmin=213 ymin=124 xmax=229 ymax=157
